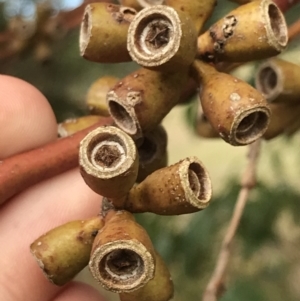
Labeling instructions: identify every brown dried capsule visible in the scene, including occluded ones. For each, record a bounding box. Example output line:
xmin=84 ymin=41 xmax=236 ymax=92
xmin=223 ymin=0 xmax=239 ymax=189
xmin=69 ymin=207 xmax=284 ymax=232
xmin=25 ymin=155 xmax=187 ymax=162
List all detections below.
xmin=119 ymin=251 xmax=173 ymax=301
xmin=118 ymin=0 xmax=143 ymax=11
xmin=165 ymin=0 xmax=217 ymax=33
xmin=228 ymin=0 xmax=250 ymax=4
xmin=255 ymin=58 xmax=300 ymax=104
xmin=58 ymin=115 xmax=104 ymax=137
xmin=263 ymin=103 xmax=300 ymax=140
xmin=89 ymin=210 xmax=155 ymax=293
xmin=30 ymin=217 xmax=103 ymax=286
xmin=197 ymin=0 xmax=288 ymax=62
xmin=79 ymin=126 xmax=139 ymax=198
xmin=113 ymin=156 xmax=212 ymax=215
xmin=120 ymin=0 xmax=164 ymax=9
xmin=194 ymin=100 xmax=219 ymax=139
xmin=79 ymin=3 xmax=136 ymax=63
xmin=192 ymin=60 xmax=270 ymax=146
xmin=137 ymin=125 xmax=168 ymax=182
xmin=107 ymin=67 xmax=189 ymax=139
xmin=285 ymin=113 xmax=300 ymax=136
xmin=86 ymin=76 xmax=120 ymax=116
xmin=137 ymin=0 xmax=165 ymax=7
xmin=127 ymin=5 xmax=197 ymax=71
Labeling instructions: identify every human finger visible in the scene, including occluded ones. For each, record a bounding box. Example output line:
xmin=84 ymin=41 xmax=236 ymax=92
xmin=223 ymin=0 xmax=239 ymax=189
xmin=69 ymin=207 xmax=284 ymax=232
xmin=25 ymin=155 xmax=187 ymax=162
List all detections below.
xmin=0 ymin=75 xmax=57 ymax=159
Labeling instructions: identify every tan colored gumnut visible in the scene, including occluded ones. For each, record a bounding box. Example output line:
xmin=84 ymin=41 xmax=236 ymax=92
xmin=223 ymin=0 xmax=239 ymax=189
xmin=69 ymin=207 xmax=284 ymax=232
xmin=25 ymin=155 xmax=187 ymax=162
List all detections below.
xmin=127 ymin=5 xmax=197 ymax=71
xmin=79 ymin=3 xmax=136 ymax=63
xmin=119 ymin=251 xmax=174 ymax=301
xmin=192 ymin=60 xmax=270 ymax=146
xmin=197 ymin=0 xmax=288 ymax=62
xmin=137 ymin=125 xmax=168 ymax=182
xmin=255 ymin=58 xmax=300 ymax=104
xmin=165 ymin=0 xmax=216 ymax=33
xmin=263 ymin=103 xmax=300 ymax=140
xmin=89 ymin=210 xmax=156 ymax=293
xmin=107 ymin=67 xmax=189 ymax=140
xmin=57 ymin=115 xmax=105 ymax=137
xmin=118 ymin=0 xmax=143 ymax=11
xmin=111 ymin=156 xmax=212 ymax=215
xmin=86 ymin=76 xmax=120 ymax=116
xmin=79 ymin=126 xmax=139 ymax=198
xmin=30 ymin=217 xmax=104 ymax=286
xmin=193 ymin=99 xmax=219 ymax=139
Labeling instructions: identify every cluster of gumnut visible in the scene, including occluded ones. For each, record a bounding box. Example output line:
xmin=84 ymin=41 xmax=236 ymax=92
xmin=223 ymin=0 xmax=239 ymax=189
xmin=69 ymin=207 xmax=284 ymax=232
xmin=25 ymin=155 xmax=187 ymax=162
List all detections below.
xmin=30 ymin=1 xmax=300 ymax=300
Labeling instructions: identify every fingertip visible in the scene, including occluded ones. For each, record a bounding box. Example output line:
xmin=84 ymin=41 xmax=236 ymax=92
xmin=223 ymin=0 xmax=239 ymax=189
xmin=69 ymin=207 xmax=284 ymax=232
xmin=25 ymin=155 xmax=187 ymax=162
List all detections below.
xmin=0 ymin=75 xmax=57 ymax=159
xmin=52 ymin=282 xmax=107 ymax=301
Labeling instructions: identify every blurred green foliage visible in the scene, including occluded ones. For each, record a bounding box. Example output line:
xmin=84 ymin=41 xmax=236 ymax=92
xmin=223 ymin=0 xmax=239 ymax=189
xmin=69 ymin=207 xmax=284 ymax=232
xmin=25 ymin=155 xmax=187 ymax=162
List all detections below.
xmin=137 ymin=179 xmax=300 ymax=301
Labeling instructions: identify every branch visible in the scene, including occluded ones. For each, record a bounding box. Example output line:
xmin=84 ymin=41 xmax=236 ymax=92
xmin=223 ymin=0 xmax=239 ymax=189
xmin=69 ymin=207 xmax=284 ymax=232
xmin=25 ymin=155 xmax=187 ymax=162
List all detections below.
xmin=0 ymin=117 xmax=113 ymax=206
xmin=288 ymin=19 xmax=300 ymax=41
xmin=273 ymin=0 xmax=300 ymax=12
xmin=202 ymin=139 xmax=262 ymax=301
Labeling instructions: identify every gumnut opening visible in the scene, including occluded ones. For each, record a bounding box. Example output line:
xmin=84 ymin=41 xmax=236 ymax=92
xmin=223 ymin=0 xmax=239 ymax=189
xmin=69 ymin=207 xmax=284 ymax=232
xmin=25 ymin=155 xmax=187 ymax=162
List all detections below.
xmin=234 ymin=108 xmax=270 ymax=145
xmin=79 ymin=126 xmax=138 ymax=198
xmin=179 ymin=157 xmax=212 ymax=209
xmin=89 ymin=241 xmax=155 ymax=293
xmin=127 ymin=5 xmax=182 ymax=67
xmin=255 ymin=63 xmax=281 ymax=102
xmin=263 ymin=1 xmax=288 ymax=51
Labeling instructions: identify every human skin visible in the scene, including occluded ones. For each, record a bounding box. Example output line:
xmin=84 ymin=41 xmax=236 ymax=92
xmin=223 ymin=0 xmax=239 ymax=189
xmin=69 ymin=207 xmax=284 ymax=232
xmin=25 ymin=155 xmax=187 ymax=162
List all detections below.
xmin=0 ymin=75 xmax=107 ymax=301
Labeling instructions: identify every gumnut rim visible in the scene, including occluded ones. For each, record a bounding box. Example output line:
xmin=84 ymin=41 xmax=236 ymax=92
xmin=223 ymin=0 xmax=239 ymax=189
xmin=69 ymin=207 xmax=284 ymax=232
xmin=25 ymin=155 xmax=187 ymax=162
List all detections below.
xmin=127 ymin=5 xmax=182 ymax=67
xmin=255 ymin=61 xmax=282 ymax=102
xmin=179 ymin=156 xmax=212 ymax=210
xmin=231 ymin=106 xmax=271 ymax=145
xmin=262 ymin=0 xmax=288 ymax=51
xmin=79 ymin=126 xmax=137 ymax=179
xmin=89 ymin=240 xmax=155 ymax=293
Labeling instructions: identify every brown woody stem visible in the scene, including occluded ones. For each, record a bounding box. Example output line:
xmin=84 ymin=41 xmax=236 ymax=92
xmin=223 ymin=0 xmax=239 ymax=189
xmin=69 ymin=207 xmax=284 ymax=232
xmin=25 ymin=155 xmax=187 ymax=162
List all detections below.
xmin=288 ymin=19 xmax=300 ymax=41
xmin=273 ymin=0 xmax=300 ymax=11
xmin=0 ymin=117 xmax=113 ymax=205
xmin=202 ymin=139 xmax=261 ymax=301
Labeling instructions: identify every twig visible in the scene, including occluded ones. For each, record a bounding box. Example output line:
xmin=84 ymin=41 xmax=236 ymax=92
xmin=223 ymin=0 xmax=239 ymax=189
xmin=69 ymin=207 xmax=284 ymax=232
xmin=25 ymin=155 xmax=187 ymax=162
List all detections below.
xmin=202 ymin=139 xmax=262 ymax=301
xmin=0 ymin=117 xmax=113 ymax=206
xmin=273 ymin=0 xmax=300 ymax=12
xmin=288 ymin=19 xmax=300 ymax=41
